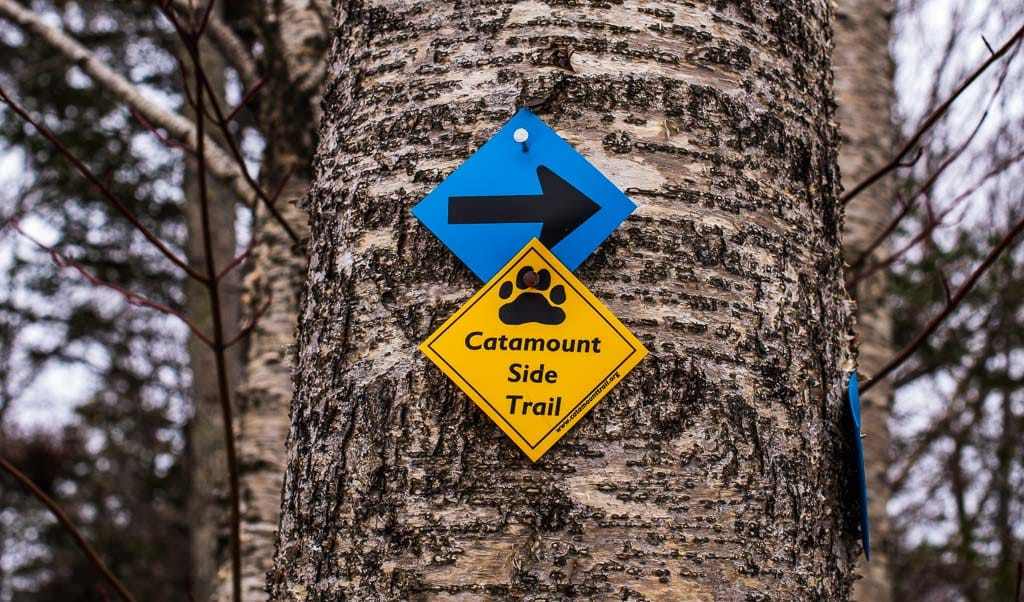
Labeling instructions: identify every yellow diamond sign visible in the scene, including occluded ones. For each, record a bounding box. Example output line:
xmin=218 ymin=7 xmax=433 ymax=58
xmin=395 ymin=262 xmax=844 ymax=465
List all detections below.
xmin=420 ymin=239 xmax=647 ymax=461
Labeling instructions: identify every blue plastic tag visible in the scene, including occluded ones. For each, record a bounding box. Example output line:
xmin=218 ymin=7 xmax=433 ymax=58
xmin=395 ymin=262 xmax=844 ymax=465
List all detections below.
xmin=848 ymin=370 xmax=870 ymax=560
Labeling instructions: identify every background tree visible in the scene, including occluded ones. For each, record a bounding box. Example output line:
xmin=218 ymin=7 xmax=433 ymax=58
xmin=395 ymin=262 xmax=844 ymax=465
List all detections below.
xmin=208 ymin=0 xmax=326 ymax=598
xmin=0 ymin=2 xmax=192 ymax=598
xmin=879 ymin=1 xmax=1024 ymax=598
xmin=834 ymin=0 xmax=898 ymax=598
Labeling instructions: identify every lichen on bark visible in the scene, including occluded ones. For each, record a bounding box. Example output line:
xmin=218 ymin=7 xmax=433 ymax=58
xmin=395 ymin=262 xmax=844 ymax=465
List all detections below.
xmin=271 ymin=1 xmax=860 ymax=599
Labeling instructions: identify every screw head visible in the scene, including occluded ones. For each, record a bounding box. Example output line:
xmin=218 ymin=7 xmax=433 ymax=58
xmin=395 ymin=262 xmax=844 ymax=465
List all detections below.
xmin=523 ymin=270 xmax=540 ymax=288
xmin=513 ymin=128 xmax=529 ymax=143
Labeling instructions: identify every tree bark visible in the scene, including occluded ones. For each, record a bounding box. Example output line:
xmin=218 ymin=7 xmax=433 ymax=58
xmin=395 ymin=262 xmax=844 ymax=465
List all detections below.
xmin=209 ymin=1 xmax=326 ymax=599
xmin=834 ymin=1 xmax=896 ymax=599
xmin=271 ymin=1 xmax=858 ymax=599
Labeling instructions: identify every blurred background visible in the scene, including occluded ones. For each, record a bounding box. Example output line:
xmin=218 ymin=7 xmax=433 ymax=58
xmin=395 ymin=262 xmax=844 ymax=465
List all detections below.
xmin=0 ymin=1 xmax=1021 ymax=600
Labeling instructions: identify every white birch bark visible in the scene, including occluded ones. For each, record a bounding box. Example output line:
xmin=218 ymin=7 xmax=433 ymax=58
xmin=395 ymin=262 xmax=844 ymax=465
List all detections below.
xmin=209 ymin=1 xmax=327 ymax=599
xmin=270 ymin=1 xmax=860 ymax=599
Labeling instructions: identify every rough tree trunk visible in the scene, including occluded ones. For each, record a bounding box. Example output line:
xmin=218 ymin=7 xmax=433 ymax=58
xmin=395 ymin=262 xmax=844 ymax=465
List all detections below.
xmin=271 ymin=1 xmax=859 ymax=599
xmin=209 ymin=1 xmax=327 ymax=600
xmin=834 ymin=0 xmax=896 ymax=599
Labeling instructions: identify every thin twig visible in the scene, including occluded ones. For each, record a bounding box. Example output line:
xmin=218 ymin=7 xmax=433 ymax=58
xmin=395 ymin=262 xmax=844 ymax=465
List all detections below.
xmin=848 ymin=205 xmax=953 ymax=288
xmin=192 ymin=62 xmax=301 ymax=244
xmin=982 ymin=35 xmax=995 ymax=56
xmin=268 ymin=164 xmax=299 ymax=207
xmin=212 ymin=160 xmax=297 ymax=283
xmin=848 ymin=106 xmax=991 ymax=273
xmin=224 ymin=300 xmax=271 ymax=349
xmin=0 ymin=86 xmax=207 ymax=283
xmin=216 ymin=241 xmax=254 ymax=282
xmin=848 ymin=189 xmax=969 ymax=288
xmin=0 ymin=456 xmax=136 ymax=602
xmin=159 ymin=1 xmax=301 ymax=245
xmin=861 ymin=210 xmax=1024 ymax=394
xmin=168 ymin=0 xmax=258 ymax=87
xmin=842 ymin=22 xmax=1024 ymax=205
xmin=8 ymin=219 xmax=214 ymax=347
xmin=849 ymin=146 xmax=1024 ymax=285
xmin=897 ymin=148 xmax=924 ymax=168
xmin=131 ymin=108 xmax=197 ymax=155
xmin=189 ymin=28 xmax=243 ymax=602
xmin=0 ymin=0 xmax=254 ymax=204
xmin=196 ymin=0 xmax=217 ymax=39
xmin=226 ymin=75 xmax=267 ymax=123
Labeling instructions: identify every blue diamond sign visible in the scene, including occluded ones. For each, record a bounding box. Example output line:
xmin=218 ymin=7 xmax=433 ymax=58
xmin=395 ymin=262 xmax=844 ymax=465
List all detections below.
xmin=412 ymin=109 xmax=636 ymax=280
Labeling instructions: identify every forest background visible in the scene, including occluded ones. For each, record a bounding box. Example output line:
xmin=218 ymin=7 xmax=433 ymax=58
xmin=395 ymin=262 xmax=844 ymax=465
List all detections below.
xmin=0 ymin=0 xmax=1021 ymax=600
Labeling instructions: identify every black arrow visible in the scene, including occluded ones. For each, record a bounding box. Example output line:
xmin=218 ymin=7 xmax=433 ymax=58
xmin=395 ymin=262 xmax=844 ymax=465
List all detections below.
xmin=448 ymin=165 xmax=600 ymax=248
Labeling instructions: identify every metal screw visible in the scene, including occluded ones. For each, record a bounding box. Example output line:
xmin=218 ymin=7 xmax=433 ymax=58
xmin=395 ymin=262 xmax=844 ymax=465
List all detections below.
xmin=523 ymin=270 xmax=540 ymax=288
xmin=513 ymin=128 xmax=529 ymax=152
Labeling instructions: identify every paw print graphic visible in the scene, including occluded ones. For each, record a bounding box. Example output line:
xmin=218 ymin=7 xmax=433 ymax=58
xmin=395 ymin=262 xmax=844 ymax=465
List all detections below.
xmin=498 ymin=266 xmax=567 ymax=325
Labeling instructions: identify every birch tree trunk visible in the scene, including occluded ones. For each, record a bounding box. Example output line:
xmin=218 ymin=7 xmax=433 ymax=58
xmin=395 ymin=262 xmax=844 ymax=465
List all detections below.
xmin=834 ymin=1 xmax=896 ymax=599
xmin=271 ymin=1 xmax=859 ymax=599
xmin=208 ymin=2 xmax=327 ymax=599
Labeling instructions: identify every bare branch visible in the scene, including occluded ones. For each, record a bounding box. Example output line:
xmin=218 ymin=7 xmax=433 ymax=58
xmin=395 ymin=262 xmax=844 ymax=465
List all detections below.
xmin=224 ymin=300 xmax=270 ymax=349
xmin=169 ymin=0 xmax=258 ymax=87
xmin=938 ymin=270 xmax=952 ymax=304
xmin=847 ymin=88 xmax=998 ymax=273
xmin=216 ymin=241 xmax=253 ymax=282
xmin=842 ymin=22 xmax=1024 ymax=205
xmin=131 ymin=108 xmax=196 ymax=155
xmin=8 ymin=219 xmax=215 ymax=347
xmin=897 ymin=148 xmax=924 ymax=168
xmin=861 ymin=210 xmax=1024 ymax=394
xmin=0 ymin=456 xmax=136 ymax=602
xmin=0 ymin=0 xmax=256 ymax=205
xmin=196 ymin=0 xmax=217 ymax=39
xmin=847 ymin=189 xmax=967 ymax=288
xmin=0 ymin=86 xmax=207 ymax=283
xmin=226 ymin=75 xmax=267 ymax=123
xmin=191 ymin=36 xmax=243 ymax=602
xmin=161 ymin=4 xmax=302 ymax=245
xmin=849 ymin=146 xmax=1024 ymax=285
xmin=982 ymin=35 xmax=995 ymax=56
xmin=214 ymin=163 xmax=296 ymax=282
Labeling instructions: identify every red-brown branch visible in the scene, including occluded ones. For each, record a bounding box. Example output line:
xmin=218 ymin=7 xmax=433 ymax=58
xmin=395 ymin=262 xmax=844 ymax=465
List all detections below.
xmin=8 ymin=219 xmax=215 ymax=347
xmin=216 ymin=241 xmax=254 ymax=282
xmin=861 ymin=210 xmax=1024 ymax=394
xmin=157 ymin=4 xmax=301 ymax=245
xmin=226 ymin=74 xmax=267 ymax=123
xmin=224 ymin=299 xmax=271 ymax=349
xmin=188 ymin=24 xmax=243 ymax=602
xmin=213 ymin=162 xmax=297 ymax=283
xmin=0 ymin=456 xmax=136 ymax=602
xmin=847 ymin=55 xmax=1011 ymax=273
xmin=848 ymin=147 xmax=1024 ymax=286
xmin=130 ymin=108 xmax=196 ymax=155
xmin=842 ymin=22 xmax=1024 ymax=205
xmin=0 ymin=86 xmax=206 ymax=283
